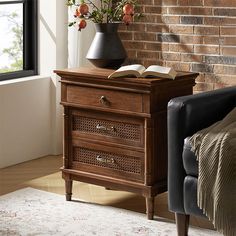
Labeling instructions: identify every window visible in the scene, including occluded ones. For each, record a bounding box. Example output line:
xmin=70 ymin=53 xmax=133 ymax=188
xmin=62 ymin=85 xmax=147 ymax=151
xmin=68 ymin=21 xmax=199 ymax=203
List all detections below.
xmin=0 ymin=0 xmax=37 ymax=81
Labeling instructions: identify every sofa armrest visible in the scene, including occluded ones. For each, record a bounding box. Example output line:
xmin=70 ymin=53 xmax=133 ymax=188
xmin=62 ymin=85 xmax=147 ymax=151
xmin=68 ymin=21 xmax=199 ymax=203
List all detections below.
xmin=168 ymin=86 xmax=236 ymax=214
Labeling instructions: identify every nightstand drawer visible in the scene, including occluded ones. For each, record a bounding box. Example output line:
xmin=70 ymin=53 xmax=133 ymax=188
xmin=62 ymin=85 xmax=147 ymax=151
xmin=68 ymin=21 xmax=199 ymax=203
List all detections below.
xmin=66 ymin=85 xmax=143 ymax=113
xmin=71 ymin=110 xmax=144 ymax=148
xmin=70 ymin=140 xmax=144 ymax=183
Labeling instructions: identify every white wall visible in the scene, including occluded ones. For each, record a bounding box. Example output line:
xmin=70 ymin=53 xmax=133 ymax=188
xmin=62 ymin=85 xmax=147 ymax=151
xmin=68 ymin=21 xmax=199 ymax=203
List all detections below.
xmin=0 ymin=0 xmax=68 ymax=168
xmin=39 ymin=0 xmax=68 ymax=154
xmin=68 ymin=20 xmax=95 ymax=68
xmin=0 ymin=77 xmax=51 ymax=168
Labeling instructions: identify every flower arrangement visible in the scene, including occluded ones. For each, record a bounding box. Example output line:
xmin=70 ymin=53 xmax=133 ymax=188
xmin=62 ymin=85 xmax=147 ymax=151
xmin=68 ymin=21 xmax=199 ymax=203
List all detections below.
xmin=67 ymin=0 xmax=141 ymax=31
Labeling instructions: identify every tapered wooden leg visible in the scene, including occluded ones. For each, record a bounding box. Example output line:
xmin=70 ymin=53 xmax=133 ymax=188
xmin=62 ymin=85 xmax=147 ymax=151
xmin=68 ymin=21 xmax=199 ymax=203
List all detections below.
xmin=145 ymin=197 xmax=155 ymax=220
xmin=175 ymin=213 xmax=190 ymax=236
xmin=65 ymin=180 xmax=73 ymax=201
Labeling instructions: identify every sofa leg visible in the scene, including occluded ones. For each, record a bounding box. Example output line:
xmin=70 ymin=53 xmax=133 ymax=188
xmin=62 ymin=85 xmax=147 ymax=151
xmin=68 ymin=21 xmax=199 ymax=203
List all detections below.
xmin=175 ymin=213 xmax=189 ymax=236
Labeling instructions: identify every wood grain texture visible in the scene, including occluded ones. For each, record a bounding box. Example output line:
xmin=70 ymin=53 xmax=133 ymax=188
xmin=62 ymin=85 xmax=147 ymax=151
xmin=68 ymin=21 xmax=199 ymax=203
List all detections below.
xmin=66 ymin=85 xmax=143 ymax=113
xmin=55 ymin=67 xmax=198 ymax=219
xmin=176 ymin=213 xmax=190 ymax=236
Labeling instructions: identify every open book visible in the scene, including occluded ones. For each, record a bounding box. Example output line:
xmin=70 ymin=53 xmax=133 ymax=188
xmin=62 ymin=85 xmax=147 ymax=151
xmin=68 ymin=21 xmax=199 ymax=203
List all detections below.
xmin=108 ymin=64 xmax=177 ymax=79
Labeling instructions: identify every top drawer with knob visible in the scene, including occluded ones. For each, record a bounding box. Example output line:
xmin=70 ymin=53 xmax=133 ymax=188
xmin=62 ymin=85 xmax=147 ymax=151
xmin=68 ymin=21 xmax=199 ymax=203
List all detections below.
xmin=62 ymin=84 xmax=144 ymax=113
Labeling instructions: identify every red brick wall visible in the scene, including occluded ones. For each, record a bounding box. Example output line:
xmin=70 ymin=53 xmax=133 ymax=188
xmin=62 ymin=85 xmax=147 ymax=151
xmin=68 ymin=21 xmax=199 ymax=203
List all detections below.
xmin=119 ymin=0 xmax=236 ymax=92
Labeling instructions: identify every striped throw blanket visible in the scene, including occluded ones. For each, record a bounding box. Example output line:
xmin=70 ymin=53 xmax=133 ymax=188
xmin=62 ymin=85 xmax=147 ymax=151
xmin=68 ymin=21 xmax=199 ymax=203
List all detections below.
xmin=189 ymin=107 xmax=236 ymax=236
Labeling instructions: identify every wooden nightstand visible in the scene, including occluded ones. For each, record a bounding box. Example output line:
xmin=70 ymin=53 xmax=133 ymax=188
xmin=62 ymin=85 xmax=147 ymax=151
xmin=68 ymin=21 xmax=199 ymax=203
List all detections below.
xmin=54 ymin=67 xmax=197 ymax=220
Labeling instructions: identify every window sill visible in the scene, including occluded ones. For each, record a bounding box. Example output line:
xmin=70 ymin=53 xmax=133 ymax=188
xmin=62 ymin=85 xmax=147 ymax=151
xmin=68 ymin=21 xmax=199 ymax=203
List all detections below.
xmin=0 ymin=75 xmax=50 ymax=86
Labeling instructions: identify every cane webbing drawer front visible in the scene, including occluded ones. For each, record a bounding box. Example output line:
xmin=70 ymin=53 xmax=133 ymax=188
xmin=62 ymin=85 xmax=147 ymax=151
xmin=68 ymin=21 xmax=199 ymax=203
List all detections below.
xmin=66 ymin=85 xmax=143 ymax=113
xmin=70 ymin=143 xmax=144 ymax=182
xmin=71 ymin=110 xmax=144 ymax=147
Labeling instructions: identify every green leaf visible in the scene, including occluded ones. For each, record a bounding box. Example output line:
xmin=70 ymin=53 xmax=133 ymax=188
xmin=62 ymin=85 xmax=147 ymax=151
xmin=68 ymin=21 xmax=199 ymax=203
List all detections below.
xmin=68 ymin=21 xmax=76 ymax=27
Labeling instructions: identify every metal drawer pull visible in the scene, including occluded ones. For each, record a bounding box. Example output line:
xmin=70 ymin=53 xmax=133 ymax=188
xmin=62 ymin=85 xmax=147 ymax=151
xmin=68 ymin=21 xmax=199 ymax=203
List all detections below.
xmin=99 ymin=96 xmax=110 ymax=106
xmin=96 ymin=124 xmax=116 ymax=132
xmin=96 ymin=155 xmax=115 ymax=164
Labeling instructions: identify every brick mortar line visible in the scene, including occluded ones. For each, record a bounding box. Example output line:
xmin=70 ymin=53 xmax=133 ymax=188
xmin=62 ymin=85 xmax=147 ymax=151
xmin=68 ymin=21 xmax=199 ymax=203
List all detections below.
xmin=122 ymin=40 xmax=231 ymax=47
xmin=122 ymin=33 xmax=236 ymax=38
xmin=164 ymin=6 xmax=236 ymax=7
xmin=129 ymin=51 xmax=209 ymax=55
xmin=161 ymin=14 xmax=236 ymax=18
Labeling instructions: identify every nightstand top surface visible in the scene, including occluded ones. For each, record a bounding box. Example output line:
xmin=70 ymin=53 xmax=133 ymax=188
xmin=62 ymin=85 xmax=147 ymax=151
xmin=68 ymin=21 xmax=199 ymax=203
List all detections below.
xmin=54 ymin=67 xmax=198 ymax=85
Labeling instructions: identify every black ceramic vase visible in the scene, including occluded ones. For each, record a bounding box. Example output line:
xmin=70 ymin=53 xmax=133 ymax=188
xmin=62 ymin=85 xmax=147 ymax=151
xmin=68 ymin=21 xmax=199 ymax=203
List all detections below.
xmin=86 ymin=23 xmax=127 ymax=69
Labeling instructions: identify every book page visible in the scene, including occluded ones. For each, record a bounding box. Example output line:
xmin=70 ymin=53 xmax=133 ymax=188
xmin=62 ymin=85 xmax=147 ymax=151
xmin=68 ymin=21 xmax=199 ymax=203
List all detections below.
xmin=142 ymin=65 xmax=177 ymax=79
xmin=117 ymin=64 xmax=146 ymax=74
xmin=144 ymin=65 xmax=171 ymax=74
xmin=108 ymin=64 xmax=146 ymax=78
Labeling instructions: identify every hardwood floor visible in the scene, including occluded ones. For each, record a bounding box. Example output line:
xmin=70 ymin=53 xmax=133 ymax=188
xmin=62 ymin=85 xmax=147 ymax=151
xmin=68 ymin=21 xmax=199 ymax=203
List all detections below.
xmin=0 ymin=155 xmax=214 ymax=230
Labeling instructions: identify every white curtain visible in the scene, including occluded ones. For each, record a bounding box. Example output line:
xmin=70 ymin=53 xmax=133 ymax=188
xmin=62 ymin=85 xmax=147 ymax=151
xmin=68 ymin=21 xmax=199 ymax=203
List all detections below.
xmin=68 ymin=3 xmax=97 ymax=68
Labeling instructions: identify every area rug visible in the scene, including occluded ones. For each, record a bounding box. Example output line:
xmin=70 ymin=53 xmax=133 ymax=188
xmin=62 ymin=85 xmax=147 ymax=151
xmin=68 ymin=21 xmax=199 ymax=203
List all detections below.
xmin=0 ymin=188 xmax=222 ymax=236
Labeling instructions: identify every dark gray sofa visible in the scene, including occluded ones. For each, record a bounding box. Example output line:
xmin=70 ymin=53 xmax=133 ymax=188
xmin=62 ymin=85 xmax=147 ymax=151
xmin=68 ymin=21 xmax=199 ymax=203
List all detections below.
xmin=167 ymin=86 xmax=236 ymax=235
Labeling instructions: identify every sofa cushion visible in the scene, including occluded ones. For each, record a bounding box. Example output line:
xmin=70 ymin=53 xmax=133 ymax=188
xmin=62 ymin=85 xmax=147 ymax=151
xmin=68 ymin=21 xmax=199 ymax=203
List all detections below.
xmin=182 ymin=137 xmax=198 ymax=177
xmin=184 ymin=176 xmax=206 ymax=218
